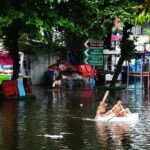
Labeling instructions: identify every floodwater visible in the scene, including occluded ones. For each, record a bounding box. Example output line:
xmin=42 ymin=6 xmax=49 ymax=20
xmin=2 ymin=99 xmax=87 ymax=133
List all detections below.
xmin=0 ymin=83 xmax=150 ymax=150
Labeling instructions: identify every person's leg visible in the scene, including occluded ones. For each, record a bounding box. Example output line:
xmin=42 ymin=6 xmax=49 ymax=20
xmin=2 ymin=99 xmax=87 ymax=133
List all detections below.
xmin=106 ymin=110 xmax=114 ymax=116
xmin=126 ymin=108 xmax=131 ymax=114
xmin=123 ymin=108 xmax=131 ymax=117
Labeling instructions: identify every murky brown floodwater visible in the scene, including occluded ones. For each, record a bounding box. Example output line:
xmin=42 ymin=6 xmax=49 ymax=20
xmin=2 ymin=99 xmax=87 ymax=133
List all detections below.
xmin=0 ymin=83 xmax=149 ymax=150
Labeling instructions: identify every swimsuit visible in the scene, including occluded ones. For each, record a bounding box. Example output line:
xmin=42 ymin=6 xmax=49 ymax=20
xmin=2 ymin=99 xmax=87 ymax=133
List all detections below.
xmin=116 ymin=113 xmax=123 ymax=117
xmin=99 ymin=112 xmax=106 ymax=116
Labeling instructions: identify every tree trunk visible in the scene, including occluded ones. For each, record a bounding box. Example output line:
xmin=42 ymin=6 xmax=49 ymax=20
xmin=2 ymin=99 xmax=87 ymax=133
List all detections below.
xmin=2 ymin=24 xmax=20 ymax=80
xmin=104 ymin=32 xmax=112 ymax=49
xmin=10 ymin=38 xmax=20 ymax=79
xmin=110 ymin=56 xmax=124 ymax=86
xmin=110 ymin=22 xmax=133 ymax=86
xmin=104 ymin=23 xmax=114 ymax=50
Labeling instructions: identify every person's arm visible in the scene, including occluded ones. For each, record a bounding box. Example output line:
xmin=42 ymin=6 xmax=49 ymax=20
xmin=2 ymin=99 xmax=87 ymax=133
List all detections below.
xmin=96 ymin=106 xmax=100 ymax=114
xmin=104 ymin=103 xmax=107 ymax=107
xmin=110 ymin=105 xmax=116 ymax=112
xmin=121 ymin=105 xmax=125 ymax=111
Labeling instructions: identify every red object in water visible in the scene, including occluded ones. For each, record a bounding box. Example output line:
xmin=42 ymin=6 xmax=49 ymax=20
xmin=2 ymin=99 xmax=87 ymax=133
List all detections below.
xmin=75 ymin=65 xmax=98 ymax=80
xmin=23 ymin=76 xmax=32 ymax=93
xmin=75 ymin=65 xmax=93 ymax=77
xmin=2 ymin=80 xmax=18 ymax=98
xmin=48 ymin=62 xmax=73 ymax=71
xmin=28 ymin=84 xmax=32 ymax=93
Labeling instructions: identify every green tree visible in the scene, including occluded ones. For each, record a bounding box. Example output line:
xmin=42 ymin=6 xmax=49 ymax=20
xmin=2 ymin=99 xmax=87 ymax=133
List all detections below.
xmin=135 ymin=0 xmax=150 ymax=24
xmin=70 ymin=0 xmax=143 ymax=86
xmin=110 ymin=0 xmax=150 ymax=86
xmin=0 ymin=0 xmax=43 ymax=79
xmin=0 ymin=0 xmax=69 ymax=79
xmin=84 ymin=0 xmax=144 ymax=86
xmin=0 ymin=0 xmax=147 ymax=83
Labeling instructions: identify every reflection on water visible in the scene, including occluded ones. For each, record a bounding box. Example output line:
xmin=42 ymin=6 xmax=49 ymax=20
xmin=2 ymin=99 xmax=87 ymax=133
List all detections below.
xmin=95 ymin=122 xmax=135 ymax=150
xmin=0 ymin=100 xmax=18 ymax=150
xmin=0 ymin=84 xmax=150 ymax=149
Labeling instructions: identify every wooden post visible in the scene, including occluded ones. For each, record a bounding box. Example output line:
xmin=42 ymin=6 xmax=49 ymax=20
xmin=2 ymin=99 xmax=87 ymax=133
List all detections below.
xmin=148 ymin=59 xmax=150 ymax=90
xmin=126 ymin=61 xmax=130 ymax=102
xmin=147 ymin=70 xmax=150 ymax=89
xmin=95 ymin=90 xmax=109 ymax=119
xmin=92 ymin=65 xmax=95 ymax=77
xmin=141 ymin=55 xmax=143 ymax=89
xmin=101 ymin=90 xmax=109 ymax=103
xmin=127 ymin=61 xmax=129 ymax=89
xmin=148 ymin=61 xmax=150 ymax=99
xmin=91 ymin=65 xmax=95 ymax=84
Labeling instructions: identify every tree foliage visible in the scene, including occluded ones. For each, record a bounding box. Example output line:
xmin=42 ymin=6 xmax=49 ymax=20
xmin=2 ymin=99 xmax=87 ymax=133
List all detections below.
xmin=0 ymin=0 xmax=69 ymax=79
xmin=0 ymin=0 xmax=148 ymax=81
xmin=135 ymin=0 xmax=150 ymax=24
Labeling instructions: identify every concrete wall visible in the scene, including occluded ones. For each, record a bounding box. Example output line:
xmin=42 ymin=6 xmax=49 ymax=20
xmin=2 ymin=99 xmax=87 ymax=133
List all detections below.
xmin=29 ymin=53 xmax=59 ymax=85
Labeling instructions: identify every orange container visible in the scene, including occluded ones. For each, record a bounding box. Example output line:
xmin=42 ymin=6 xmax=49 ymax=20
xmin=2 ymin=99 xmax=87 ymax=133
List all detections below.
xmin=2 ymin=80 xmax=18 ymax=98
xmin=28 ymin=84 xmax=32 ymax=93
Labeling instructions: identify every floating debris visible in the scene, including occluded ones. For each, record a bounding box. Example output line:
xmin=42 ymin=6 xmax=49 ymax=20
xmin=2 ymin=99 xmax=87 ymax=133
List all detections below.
xmin=37 ymin=134 xmax=63 ymax=139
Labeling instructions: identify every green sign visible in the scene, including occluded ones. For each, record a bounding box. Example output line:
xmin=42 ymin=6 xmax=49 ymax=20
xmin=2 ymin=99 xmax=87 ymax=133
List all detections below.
xmin=84 ymin=48 xmax=103 ymax=66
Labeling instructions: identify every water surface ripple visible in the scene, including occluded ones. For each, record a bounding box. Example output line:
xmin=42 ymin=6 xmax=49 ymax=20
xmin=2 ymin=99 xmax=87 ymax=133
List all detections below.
xmin=0 ymin=85 xmax=150 ymax=150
